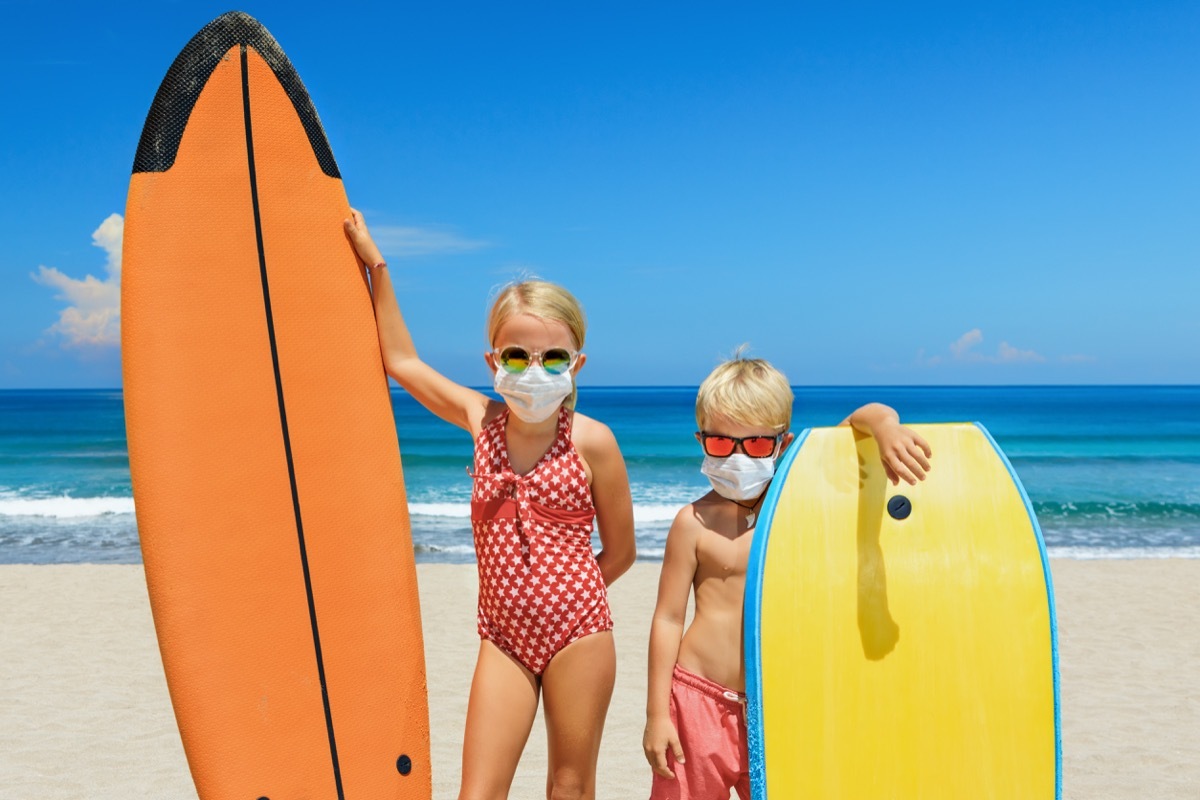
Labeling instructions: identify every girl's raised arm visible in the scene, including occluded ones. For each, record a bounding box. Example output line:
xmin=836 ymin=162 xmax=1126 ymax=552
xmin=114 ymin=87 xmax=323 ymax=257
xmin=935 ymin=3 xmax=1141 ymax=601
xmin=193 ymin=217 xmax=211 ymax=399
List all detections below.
xmin=344 ymin=209 xmax=490 ymax=434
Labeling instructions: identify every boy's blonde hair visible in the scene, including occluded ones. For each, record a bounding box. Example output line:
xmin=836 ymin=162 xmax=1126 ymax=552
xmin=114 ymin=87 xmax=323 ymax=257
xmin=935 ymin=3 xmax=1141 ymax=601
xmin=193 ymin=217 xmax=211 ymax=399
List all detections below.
xmin=487 ymin=280 xmax=587 ymax=409
xmin=696 ymin=349 xmax=793 ymax=433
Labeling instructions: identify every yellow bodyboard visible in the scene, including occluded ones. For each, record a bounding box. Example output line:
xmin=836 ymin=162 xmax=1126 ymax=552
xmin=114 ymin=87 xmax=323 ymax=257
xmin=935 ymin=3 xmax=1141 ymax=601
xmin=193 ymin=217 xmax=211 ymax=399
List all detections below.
xmin=745 ymin=423 xmax=1060 ymax=799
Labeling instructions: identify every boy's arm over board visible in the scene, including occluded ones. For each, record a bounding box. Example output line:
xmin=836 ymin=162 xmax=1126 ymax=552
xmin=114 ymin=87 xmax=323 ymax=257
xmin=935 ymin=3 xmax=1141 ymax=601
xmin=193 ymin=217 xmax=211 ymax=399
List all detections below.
xmin=841 ymin=402 xmax=933 ymax=485
xmin=643 ymin=505 xmax=700 ymax=778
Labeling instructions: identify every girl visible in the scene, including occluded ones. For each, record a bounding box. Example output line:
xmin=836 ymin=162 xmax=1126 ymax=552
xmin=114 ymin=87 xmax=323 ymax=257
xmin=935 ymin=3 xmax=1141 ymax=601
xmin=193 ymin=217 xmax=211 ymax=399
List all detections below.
xmin=344 ymin=210 xmax=637 ymax=800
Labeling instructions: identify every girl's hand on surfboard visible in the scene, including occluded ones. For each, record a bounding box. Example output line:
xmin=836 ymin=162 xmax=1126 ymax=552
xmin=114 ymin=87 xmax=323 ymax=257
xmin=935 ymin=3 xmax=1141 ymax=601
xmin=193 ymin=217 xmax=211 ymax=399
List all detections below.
xmin=876 ymin=423 xmax=933 ymax=486
xmin=643 ymin=718 xmax=685 ymax=777
xmin=343 ymin=208 xmax=385 ymax=266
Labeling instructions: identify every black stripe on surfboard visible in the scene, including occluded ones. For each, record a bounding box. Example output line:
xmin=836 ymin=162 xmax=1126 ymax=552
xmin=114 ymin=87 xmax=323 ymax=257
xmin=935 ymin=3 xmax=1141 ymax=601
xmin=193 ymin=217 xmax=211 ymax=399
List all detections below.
xmin=134 ymin=11 xmax=339 ymax=178
xmin=240 ymin=44 xmax=345 ymax=800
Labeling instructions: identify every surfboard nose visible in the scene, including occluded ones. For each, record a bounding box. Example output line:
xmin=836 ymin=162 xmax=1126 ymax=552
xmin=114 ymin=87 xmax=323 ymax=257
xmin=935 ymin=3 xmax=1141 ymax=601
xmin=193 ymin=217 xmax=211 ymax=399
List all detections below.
xmin=133 ymin=11 xmax=338 ymax=179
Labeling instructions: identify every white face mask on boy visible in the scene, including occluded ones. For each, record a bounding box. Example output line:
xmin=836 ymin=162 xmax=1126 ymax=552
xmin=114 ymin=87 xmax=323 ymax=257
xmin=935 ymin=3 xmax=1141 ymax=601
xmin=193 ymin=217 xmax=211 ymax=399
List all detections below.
xmin=701 ymin=453 xmax=776 ymax=501
xmin=494 ymin=365 xmax=573 ymax=423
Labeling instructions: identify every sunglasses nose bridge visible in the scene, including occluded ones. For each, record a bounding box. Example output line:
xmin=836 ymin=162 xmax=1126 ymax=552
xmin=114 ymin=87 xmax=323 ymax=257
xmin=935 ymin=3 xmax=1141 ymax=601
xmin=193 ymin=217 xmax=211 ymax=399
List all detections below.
xmin=496 ymin=346 xmax=576 ymax=374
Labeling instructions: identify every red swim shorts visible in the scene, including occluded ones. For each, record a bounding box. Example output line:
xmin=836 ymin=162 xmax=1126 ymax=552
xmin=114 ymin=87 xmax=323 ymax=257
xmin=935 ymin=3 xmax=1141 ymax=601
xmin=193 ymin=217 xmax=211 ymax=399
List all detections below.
xmin=649 ymin=664 xmax=749 ymax=800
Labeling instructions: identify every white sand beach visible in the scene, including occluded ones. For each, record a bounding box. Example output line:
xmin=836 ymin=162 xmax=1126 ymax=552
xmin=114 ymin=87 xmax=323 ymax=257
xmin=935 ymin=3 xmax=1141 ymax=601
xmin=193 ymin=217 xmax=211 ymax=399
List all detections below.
xmin=1 ymin=560 xmax=1197 ymax=799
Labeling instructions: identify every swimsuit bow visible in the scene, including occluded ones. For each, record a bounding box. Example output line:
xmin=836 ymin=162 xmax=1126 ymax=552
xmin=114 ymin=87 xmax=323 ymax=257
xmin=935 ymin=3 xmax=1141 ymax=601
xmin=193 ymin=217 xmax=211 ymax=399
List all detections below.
xmin=470 ymin=468 xmax=594 ymax=529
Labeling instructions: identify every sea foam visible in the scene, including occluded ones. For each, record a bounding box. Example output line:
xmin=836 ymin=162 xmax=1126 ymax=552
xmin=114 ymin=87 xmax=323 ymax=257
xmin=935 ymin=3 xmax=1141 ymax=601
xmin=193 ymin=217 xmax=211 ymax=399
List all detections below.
xmin=0 ymin=495 xmax=135 ymax=519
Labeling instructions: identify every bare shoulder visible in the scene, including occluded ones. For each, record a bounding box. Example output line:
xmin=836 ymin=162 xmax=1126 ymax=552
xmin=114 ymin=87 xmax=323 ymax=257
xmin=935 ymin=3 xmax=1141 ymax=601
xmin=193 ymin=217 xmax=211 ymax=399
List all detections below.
xmin=668 ymin=492 xmax=721 ymax=542
xmin=660 ymin=499 xmax=704 ymax=566
xmin=569 ymin=410 xmax=621 ymax=459
xmin=686 ymin=490 xmax=730 ymax=534
xmin=475 ymin=398 xmax=509 ymax=436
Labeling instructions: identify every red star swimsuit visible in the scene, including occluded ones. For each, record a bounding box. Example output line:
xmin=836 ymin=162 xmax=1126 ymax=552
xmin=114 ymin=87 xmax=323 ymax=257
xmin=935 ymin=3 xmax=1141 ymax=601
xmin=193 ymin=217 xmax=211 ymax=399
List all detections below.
xmin=470 ymin=406 xmax=613 ymax=675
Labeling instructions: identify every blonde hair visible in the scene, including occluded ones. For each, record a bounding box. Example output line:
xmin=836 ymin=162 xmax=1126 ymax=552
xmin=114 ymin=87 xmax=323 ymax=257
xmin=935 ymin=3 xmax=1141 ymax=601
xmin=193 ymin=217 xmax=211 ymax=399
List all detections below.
xmin=487 ymin=280 xmax=587 ymax=409
xmin=696 ymin=348 xmax=793 ymax=433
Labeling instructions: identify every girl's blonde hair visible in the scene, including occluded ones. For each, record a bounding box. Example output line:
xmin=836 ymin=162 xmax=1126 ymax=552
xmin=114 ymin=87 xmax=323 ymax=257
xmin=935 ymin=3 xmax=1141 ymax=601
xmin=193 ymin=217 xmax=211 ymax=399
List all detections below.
xmin=696 ymin=347 xmax=793 ymax=433
xmin=487 ymin=280 xmax=587 ymax=409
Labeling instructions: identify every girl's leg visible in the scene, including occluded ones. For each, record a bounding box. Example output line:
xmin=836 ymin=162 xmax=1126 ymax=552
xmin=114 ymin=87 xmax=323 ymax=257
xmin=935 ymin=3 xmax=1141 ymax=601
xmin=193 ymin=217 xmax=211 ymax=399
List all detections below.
xmin=458 ymin=639 xmax=540 ymax=800
xmin=539 ymin=631 xmax=616 ymax=800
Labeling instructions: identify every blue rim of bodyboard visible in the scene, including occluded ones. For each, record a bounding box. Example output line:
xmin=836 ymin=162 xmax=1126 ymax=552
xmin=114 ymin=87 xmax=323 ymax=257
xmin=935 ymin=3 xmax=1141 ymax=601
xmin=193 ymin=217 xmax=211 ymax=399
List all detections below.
xmin=974 ymin=421 xmax=1063 ymax=800
xmin=742 ymin=423 xmax=1063 ymax=800
xmin=743 ymin=426 xmax=809 ymax=800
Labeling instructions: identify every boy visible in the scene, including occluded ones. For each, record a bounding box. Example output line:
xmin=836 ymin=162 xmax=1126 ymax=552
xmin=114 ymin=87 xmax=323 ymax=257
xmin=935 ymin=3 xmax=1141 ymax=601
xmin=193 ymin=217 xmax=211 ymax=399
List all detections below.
xmin=643 ymin=354 xmax=932 ymax=799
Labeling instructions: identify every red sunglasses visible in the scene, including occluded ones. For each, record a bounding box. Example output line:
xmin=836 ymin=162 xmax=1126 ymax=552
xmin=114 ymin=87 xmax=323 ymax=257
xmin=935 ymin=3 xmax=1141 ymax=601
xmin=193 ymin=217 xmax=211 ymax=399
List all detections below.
xmin=696 ymin=432 xmax=781 ymax=459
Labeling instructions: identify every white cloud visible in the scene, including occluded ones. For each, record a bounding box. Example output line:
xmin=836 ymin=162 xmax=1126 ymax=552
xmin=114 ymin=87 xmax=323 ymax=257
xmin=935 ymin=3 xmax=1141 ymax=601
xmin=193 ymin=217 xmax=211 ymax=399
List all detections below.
xmin=915 ymin=347 xmax=942 ymax=367
xmin=997 ymin=341 xmax=1045 ymax=363
xmin=370 ymin=224 xmax=488 ymax=257
xmin=30 ymin=216 xmax=485 ymax=350
xmin=919 ymin=328 xmax=1046 ymax=367
xmin=32 ymin=214 xmax=123 ymax=349
xmin=949 ymin=328 xmax=984 ymax=359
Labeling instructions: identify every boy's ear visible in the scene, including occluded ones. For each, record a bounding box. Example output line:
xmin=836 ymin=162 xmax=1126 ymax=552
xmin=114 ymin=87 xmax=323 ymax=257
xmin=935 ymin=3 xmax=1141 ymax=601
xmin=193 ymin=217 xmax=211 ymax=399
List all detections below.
xmin=484 ymin=351 xmax=498 ymax=375
xmin=778 ymin=431 xmax=796 ymax=455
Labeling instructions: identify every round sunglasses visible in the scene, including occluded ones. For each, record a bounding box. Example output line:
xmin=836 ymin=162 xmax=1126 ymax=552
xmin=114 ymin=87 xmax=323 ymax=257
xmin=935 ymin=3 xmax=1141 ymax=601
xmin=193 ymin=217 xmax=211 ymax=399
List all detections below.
xmin=493 ymin=345 xmax=578 ymax=375
xmin=696 ymin=432 xmax=782 ymax=459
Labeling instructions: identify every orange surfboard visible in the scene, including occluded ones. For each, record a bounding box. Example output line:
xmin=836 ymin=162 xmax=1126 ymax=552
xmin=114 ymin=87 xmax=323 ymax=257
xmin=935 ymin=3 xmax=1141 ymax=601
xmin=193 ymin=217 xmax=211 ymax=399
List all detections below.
xmin=122 ymin=13 xmax=430 ymax=799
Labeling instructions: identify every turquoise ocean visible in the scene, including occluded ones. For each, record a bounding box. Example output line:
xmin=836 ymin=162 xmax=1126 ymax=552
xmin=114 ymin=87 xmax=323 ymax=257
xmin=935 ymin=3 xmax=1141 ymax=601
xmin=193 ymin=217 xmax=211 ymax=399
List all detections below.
xmin=1 ymin=386 xmax=1197 ymax=564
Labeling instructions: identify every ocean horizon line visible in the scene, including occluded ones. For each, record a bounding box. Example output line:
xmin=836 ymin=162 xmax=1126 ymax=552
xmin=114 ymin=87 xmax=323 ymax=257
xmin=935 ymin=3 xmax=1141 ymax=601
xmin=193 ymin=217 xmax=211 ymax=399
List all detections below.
xmin=3 ymin=386 xmax=1197 ymax=564
xmin=2 ymin=383 xmax=1198 ymax=393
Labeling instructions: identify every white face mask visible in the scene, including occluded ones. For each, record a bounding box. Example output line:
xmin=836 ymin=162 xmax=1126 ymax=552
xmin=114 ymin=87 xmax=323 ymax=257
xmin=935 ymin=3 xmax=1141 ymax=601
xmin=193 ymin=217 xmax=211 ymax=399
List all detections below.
xmin=701 ymin=453 xmax=776 ymax=501
xmin=494 ymin=364 xmax=573 ymax=423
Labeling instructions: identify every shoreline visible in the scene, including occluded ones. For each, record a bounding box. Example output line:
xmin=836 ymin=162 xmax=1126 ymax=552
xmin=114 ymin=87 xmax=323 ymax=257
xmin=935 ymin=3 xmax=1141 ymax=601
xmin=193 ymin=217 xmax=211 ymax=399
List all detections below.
xmin=4 ymin=542 xmax=1200 ymax=567
xmin=2 ymin=560 xmax=1197 ymax=798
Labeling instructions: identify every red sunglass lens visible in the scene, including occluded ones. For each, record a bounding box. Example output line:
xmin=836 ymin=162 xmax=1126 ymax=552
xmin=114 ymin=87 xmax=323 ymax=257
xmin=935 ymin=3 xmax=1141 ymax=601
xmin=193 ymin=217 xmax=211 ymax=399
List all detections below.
xmin=704 ymin=436 xmax=736 ymax=457
xmin=742 ymin=437 xmax=778 ymax=458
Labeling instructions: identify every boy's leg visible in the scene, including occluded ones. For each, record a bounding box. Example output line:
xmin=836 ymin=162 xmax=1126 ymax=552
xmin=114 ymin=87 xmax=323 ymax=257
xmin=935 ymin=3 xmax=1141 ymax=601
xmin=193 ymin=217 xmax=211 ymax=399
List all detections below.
xmin=651 ymin=665 xmax=745 ymax=800
xmin=540 ymin=631 xmax=616 ymax=800
xmin=458 ymin=639 xmax=540 ymax=800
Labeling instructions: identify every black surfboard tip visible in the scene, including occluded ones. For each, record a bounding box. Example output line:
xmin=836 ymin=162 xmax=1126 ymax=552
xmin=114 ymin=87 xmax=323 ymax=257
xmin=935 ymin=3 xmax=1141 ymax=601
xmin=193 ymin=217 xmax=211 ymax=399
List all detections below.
xmin=132 ymin=11 xmax=339 ymax=179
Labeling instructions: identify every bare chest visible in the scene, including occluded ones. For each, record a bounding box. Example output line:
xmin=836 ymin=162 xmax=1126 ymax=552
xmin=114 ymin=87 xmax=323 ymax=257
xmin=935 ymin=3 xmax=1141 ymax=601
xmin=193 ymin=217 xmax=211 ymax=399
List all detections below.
xmin=695 ymin=526 xmax=753 ymax=579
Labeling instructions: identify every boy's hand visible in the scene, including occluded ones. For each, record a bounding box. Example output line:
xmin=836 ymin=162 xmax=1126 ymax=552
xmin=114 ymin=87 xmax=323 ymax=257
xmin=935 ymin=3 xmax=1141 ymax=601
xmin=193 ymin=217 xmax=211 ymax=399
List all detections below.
xmin=342 ymin=208 xmax=385 ymax=266
xmin=875 ymin=422 xmax=932 ymax=486
xmin=643 ymin=717 xmax=685 ymax=778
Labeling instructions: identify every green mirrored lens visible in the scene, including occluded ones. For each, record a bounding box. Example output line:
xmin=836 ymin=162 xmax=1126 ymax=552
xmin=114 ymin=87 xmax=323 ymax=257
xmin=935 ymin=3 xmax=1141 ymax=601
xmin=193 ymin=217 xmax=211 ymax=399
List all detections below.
xmin=499 ymin=347 xmax=530 ymax=373
xmin=542 ymin=349 xmax=573 ymax=374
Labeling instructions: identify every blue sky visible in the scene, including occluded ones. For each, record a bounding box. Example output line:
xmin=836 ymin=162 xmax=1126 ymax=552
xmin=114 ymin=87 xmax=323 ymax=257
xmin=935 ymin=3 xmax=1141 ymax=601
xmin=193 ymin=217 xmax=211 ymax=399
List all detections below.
xmin=2 ymin=1 xmax=1196 ymax=388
